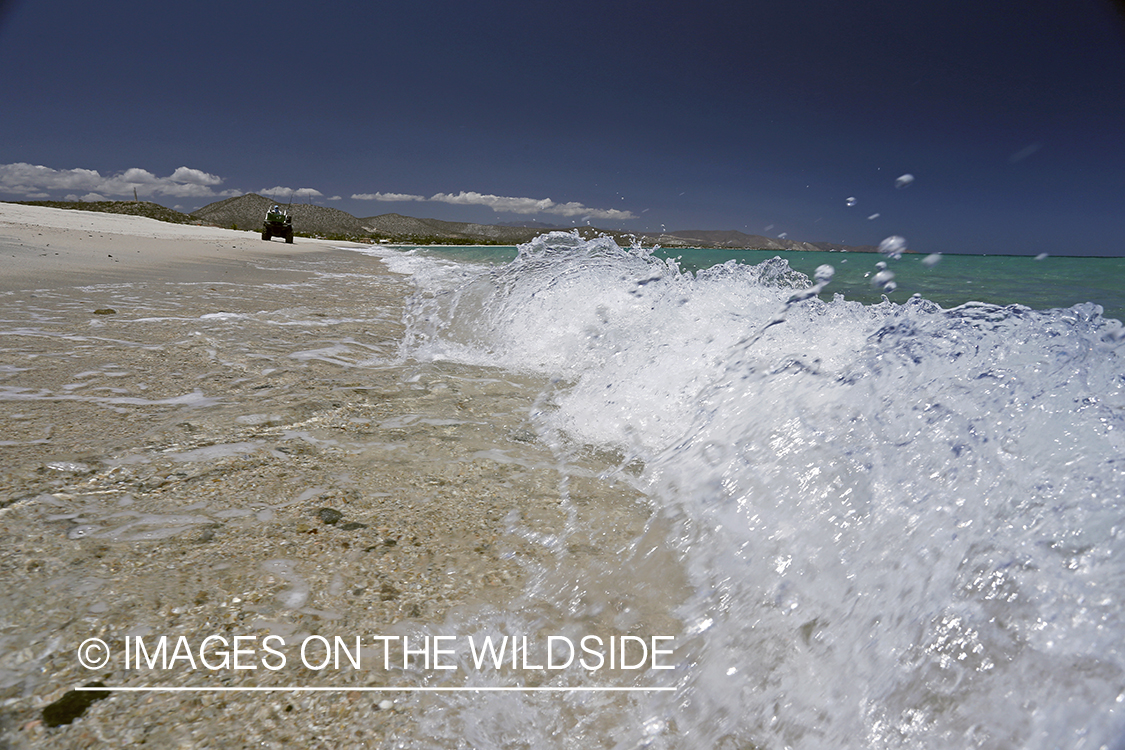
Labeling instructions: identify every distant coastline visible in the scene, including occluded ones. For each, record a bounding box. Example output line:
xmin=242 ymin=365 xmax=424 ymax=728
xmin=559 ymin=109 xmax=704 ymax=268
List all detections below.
xmin=4 ymin=196 xmax=879 ymax=252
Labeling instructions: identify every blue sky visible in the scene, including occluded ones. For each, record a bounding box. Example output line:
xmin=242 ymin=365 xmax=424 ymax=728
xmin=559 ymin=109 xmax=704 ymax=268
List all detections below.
xmin=1 ymin=0 xmax=1123 ymax=255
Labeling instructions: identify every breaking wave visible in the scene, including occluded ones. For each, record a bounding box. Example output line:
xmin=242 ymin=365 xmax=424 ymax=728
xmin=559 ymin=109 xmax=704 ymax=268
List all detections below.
xmin=381 ymin=232 xmax=1125 ymax=749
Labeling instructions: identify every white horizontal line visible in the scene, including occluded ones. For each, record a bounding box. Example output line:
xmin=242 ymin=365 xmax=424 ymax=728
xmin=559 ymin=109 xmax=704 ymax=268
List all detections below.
xmin=77 ymin=686 xmax=673 ymax=693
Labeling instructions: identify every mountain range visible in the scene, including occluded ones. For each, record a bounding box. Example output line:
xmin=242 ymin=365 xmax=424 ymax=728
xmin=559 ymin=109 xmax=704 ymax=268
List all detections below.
xmin=7 ymin=195 xmax=877 ymax=252
xmin=197 ymin=195 xmax=881 ymax=252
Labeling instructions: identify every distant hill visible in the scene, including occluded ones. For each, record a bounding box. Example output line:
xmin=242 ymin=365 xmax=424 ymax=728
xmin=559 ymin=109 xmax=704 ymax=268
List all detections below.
xmin=191 ymin=194 xmax=370 ymax=236
xmin=638 ymin=229 xmax=823 ymax=252
xmin=495 ymin=220 xmax=569 ymax=229
xmin=358 ymin=213 xmax=551 ymax=244
xmin=188 ymin=194 xmax=875 ymax=251
xmin=4 ymin=195 xmax=874 ymax=252
xmin=190 ymin=195 xmax=546 ymax=243
xmin=810 ymin=241 xmax=880 ymax=254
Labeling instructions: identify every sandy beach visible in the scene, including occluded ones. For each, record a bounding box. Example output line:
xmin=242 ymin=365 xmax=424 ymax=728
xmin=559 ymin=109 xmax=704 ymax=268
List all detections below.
xmin=0 ymin=203 xmax=347 ymax=290
xmin=0 ymin=204 xmax=659 ymax=748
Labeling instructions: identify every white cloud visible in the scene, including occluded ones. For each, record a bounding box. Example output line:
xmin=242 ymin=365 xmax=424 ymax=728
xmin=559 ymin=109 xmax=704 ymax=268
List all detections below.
xmin=260 ymin=186 xmax=324 ymax=200
xmin=0 ymin=163 xmax=636 ymax=222
xmin=0 ymin=162 xmax=228 ymax=200
xmin=431 ymin=191 xmax=636 ymax=220
xmin=121 ymin=168 xmax=158 ymax=184
xmin=354 ymin=188 xmax=636 ymax=221
xmin=1 ymin=163 xmax=102 ymax=194
xmin=352 ymin=192 xmax=426 ymax=201
xmin=170 ymin=166 xmax=222 ymax=185
xmin=430 ymin=191 xmax=556 ymax=214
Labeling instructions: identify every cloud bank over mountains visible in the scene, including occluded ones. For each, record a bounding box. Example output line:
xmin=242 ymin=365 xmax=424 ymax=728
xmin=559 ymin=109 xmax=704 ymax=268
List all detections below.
xmin=351 ymin=190 xmax=636 ymax=220
xmin=0 ymin=162 xmax=635 ymax=221
xmin=261 ymin=186 xmax=325 ymax=200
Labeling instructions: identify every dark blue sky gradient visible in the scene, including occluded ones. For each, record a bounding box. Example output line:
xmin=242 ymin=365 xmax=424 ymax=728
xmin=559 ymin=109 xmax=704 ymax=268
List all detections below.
xmin=1 ymin=0 xmax=1123 ymax=255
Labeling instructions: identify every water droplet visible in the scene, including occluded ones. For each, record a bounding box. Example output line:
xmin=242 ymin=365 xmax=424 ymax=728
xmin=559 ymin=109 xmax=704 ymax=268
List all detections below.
xmin=872 ymin=269 xmax=896 ymax=288
xmin=922 ymin=253 xmax=942 ymax=268
xmin=895 ymin=173 xmax=915 ymax=188
xmin=1034 ymin=253 xmax=1049 ymax=261
xmin=814 ymin=264 xmax=835 ymax=284
xmin=867 ymin=213 xmax=880 ymax=220
xmin=878 ymin=235 xmax=906 ymax=260
xmin=846 ymin=196 xmax=857 ymax=207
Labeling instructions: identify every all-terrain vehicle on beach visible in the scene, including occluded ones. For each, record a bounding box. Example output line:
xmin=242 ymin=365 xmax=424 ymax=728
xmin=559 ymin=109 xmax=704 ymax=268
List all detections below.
xmin=262 ymin=204 xmax=294 ymax=243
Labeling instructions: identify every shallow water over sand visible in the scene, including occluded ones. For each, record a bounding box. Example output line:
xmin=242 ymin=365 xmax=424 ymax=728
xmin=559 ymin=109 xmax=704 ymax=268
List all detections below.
xmin=0 ymin=248 xmax=661 ymax=747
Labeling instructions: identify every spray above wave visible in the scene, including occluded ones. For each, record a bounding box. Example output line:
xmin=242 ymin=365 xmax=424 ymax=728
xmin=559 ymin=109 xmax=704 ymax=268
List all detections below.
xmin=393 ymin=232 xmax=1125 ymax=748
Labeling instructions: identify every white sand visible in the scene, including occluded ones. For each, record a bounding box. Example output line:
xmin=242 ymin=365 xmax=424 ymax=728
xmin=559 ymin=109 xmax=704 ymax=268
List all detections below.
xmin=0 ymin=202 xmax=367 ymax=290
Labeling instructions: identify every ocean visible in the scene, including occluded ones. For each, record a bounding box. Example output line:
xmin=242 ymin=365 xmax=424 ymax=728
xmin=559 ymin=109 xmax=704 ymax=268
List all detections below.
xmin=2 ymin=231 xmax=1122 ymax=748
xmin=409 ymin=244 xmax=1125 ymax=323
xmin=364 ymin=234 xmax=1125 ymax=748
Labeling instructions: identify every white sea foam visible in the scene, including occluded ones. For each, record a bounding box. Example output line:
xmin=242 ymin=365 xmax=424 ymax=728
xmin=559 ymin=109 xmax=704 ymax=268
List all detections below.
xmin=390 ymin=232 xmax=1125 ymax=749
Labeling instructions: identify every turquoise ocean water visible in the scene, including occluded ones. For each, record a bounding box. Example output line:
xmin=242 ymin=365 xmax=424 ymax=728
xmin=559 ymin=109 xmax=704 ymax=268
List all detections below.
xmin=406 ymin=245 xmax=1125 ymax=322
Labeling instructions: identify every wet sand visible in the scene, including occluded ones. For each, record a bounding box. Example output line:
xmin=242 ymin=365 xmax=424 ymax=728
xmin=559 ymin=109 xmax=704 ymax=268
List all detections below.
xmin=0 ymin=204 xmax=666 ymax=748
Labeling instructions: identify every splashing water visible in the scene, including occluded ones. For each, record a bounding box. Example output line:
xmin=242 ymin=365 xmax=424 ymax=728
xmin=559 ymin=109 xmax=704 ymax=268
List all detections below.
xmin=878 ymin=236 xmax=907 ymax=261
xmin=388 ymin=232 xmax=1125 ymax=749
xmin=872 ymin=268 xmax=896 ymax=290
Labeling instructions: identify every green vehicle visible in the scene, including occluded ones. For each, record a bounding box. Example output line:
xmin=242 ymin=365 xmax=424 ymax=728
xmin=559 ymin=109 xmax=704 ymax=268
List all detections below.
xmin=262 ymin=204 xmax=294 ymax=243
